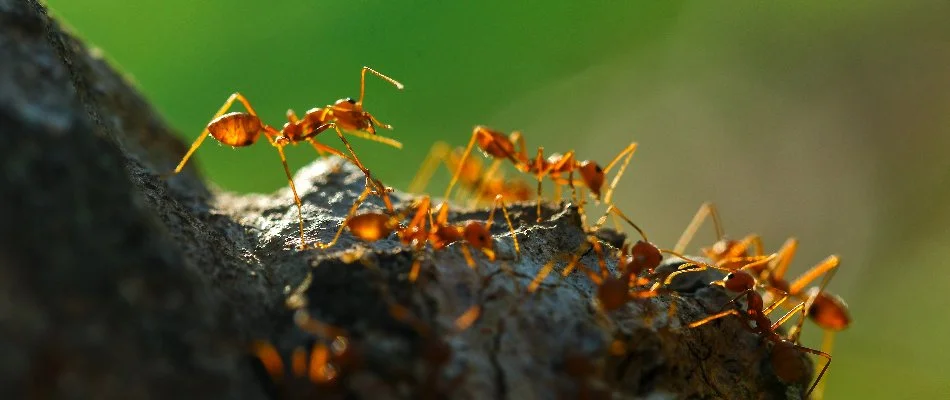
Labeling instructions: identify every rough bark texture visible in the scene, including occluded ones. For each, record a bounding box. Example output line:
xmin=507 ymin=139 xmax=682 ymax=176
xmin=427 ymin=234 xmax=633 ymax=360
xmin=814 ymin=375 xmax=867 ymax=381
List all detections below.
xmin=0 ymin=1 xmax=808 ymax=399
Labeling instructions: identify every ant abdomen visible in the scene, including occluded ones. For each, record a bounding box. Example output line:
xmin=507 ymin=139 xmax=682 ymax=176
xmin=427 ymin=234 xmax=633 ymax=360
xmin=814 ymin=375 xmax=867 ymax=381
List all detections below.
xmin=207 ymin=112 xmax=263 ymax=146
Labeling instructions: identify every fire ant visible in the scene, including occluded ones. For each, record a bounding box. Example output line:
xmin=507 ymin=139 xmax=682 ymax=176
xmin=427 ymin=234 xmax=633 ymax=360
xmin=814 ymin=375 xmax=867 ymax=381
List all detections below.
xmin=168 ymin=66 xmax=404 ymax=249
xmin=528 ymin=206 xmax=666 ymax=315
xmin=669 ymin=203 xmax=850 ymax=369
xmin=316 ymin=185 xmax=521 ymax=282
xmin=444 ymin=126 xmax=638 ymax=222
xmin=408 ymin=141 xmax=532 ymax=206
xmin=687 ymin=270 xmax=832 ymax=399
xmin=386 ymin=300 xmax=482 ymax=399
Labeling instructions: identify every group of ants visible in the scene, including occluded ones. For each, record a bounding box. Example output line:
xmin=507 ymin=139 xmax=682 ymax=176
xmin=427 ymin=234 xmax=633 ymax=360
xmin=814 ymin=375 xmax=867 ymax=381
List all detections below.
xmin=168 ymin=67 xmax=852 ymax=399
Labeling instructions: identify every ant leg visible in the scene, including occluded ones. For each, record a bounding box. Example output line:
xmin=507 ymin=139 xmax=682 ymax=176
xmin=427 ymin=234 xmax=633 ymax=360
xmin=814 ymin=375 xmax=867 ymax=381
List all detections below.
xmin=468 ymin=159 xmax=503 ymax=208
xmin=343 ymin=128 xmax=404 ymax=148
xmin=528 ymin=259 xmax=559 ymax=293
xmin=810 ymin=331 xmax=836 ymax=400
xmin=330 ymin=126 xmax=393 ymax=206
xmin=673 ymin=202 xmax=723 ymax=255
xmin=762 ymin=237 xmax=798 ymax=283
xmin=306 ymin=138 xmax=347 ymax=158
xmin=445 ymin=130 xmax=481 ymax=200
xmin=454 ymin=305 xmax=482 ymax=332
xmin=273 ymin=144 xmax=309 ymax=249
xmin=314 ymin=185 xmax=374 ymax=250
xmin=171 ymin=92 xmax=259 ymax=175
xmin=762 ymin=294 xmax=790 ymax=316
xmin=602 ymin=142 xmax=638 ymax=205
xmin=460 ymin=244 xmax=477 ymax=268
xmin=409 ymin=142 xmax=452 ymax=194
xmin=358 ymin=66 xmax=404 ymax=106
xmin=596 ymin=205 xmax=649 ymax=242
xmin=485 ymin=195 xmax=521 ymax=260
xmin=770 ymin=301 xmax=806 ymax=332
xmin=251 ymin=341 xmax=285 ymax=383
xmin=788 ymin=255 xmax=840 ymax=295
xmin=794 ymin=344 xmax=832 ymax=399
xmin=688 ymin=309 xmax=741 ymax=328
xmin=308 ymin=343 xmax=331 ymax=383
xmin=408 ymin=255 xmax=423 ymax=283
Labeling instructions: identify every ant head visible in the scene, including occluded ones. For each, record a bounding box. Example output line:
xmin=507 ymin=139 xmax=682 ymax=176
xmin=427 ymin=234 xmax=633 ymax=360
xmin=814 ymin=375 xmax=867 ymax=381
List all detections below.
xmin=463 ymin=221 xmax=493 ymax=251
xmin=629 ymin=240 xmax=662 ymax=273
xmin=578 ymin=161 xmax=606 ymax=199
xmin=805 ymin=287 xmax=851 ymax=331
xmin=722 ymin=270 xmax=755 ymax=292
xmin=770 ymin=341 xmax=809 ymax=384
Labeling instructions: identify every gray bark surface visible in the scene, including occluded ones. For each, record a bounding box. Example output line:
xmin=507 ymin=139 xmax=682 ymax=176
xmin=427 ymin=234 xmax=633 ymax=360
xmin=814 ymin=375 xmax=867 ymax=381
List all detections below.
xmin=0 ymin=1 xmax=809 ymax=399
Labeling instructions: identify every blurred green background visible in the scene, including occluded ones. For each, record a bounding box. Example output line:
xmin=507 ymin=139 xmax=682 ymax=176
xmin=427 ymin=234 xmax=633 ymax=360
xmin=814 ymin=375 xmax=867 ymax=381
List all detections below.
xmin=46 ymin=0 xmax=950 ymax=398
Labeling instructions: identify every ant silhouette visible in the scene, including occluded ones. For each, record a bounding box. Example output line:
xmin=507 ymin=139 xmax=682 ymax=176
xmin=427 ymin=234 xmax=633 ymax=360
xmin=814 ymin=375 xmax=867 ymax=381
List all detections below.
xmin=688 ymin=269 xmax=832 ymax=399
xmin=168 ymin=66 xmax=404 ymax=249
xmin=444 ymin=126 xmax=638 ymax=222
xmin=408 ymin=141 xmax=532 ymax=206
xmin=317 ymin=185 xmax=521 ymax=282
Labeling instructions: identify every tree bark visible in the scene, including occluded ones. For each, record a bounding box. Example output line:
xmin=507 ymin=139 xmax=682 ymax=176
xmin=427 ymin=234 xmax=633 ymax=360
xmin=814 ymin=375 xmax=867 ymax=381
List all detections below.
xmin=0 ymin=1 xmax=809 ymax=399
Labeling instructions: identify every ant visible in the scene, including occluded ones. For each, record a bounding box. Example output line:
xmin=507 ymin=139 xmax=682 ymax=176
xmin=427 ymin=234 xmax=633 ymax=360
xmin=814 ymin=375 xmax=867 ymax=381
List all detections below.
xmin=444 ymin=126 xmax=638 ymax=222
xmin=687 ymin=269 xmax=832 ymax=399
xmin=408 ymin=141 xmax=532 ymax=206
xmin=669 ymin=203 xmax=850 ymax=368
xmin=168 ymin=66 xmax=404 ymax=249
xmin=528 ymin=206 xmax=666 ymax=315
xmin=317 ymin=185 xmax=521 ymax=282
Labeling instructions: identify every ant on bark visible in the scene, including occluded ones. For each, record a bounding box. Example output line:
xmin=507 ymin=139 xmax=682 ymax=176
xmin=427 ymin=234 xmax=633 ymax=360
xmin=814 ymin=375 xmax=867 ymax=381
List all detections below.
xmin=317 ymin=185 xmax=521 ymax=282
xmin=669 ymin=202 xmax=850 ymax=381
xmin=528 ymin=205 xmax=668 ymax=316
xmin=409 ymin=141 xmax=533 ymax=206
xmin=444 ymin=126 xmax=638 ymax=222
xmin=687 ymin=269 xmax=832 ymax=399
xmin=167 ymin=66 xmax=404 ymax=249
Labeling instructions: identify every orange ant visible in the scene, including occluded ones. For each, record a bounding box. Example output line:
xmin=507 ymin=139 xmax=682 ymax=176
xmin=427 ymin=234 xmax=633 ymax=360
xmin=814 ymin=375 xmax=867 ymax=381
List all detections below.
xmin=250 ymin=336 xmax=357 ymax=399
xmin=445 ymin=126 xmax=638 ymax=222
xmin=528 ymin=206 xmax=666 ymax=315
xmin=408 ymin=141 xmax=532 ymax=206
xmin=687 ymin=269 xmax=832 ymax=399
xmin=386 ymin=299 xmax=482 ymax=399
xmin=317 ymin=186 xmax=521 ymax=282
xmin=168 ymin=66 xmax=404 ymax=249
xmin=670 ymin=202 xmax=850 ymax=376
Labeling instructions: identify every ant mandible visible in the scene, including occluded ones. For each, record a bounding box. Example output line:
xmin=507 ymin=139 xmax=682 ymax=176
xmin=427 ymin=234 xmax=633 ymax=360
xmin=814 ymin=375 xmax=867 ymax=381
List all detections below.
xmin=408 ymin=141 xmax=532 ymax=206
xmin=688 ymin=270 xmax=832 ymax=399
xmin=168 ymin=66 xmax=404 ymax=249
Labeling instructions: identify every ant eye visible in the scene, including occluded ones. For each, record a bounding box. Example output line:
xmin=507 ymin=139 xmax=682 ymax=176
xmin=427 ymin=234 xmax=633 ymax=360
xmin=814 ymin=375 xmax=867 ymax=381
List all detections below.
xmin=345 ymin=98 xmax=356 ymax=104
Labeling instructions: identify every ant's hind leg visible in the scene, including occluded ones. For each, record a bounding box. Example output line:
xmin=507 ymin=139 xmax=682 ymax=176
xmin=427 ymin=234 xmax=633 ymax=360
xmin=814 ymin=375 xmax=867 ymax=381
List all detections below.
xmin=409 ymin=141 xmax=452 ymax=194
xmin=171 ymin=92 xmax=260 ymax=175
xmin=275 ymin=145 xmax=309 ymax=249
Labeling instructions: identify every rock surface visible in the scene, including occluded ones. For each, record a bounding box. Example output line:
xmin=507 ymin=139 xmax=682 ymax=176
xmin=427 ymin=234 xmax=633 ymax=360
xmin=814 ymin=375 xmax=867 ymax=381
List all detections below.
xmin=0 ymin=1 xmax=809 ymax=399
